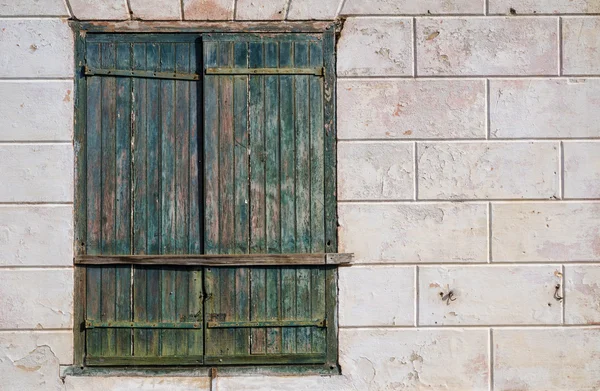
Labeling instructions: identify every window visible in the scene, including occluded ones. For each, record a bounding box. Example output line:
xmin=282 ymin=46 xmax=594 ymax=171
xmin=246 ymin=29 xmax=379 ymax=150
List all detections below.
xmin=72 ymin=25 xmax=346 ymax=371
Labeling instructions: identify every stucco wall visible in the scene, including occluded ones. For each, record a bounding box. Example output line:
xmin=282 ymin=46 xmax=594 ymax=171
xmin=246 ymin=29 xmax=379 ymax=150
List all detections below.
xmin=1 ymin=0 xmax=600 ymax=390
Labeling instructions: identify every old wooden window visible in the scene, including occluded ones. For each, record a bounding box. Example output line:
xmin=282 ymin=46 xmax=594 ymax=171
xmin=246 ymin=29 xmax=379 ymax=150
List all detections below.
xmin=73 ymin=25 xmax=345 ymax=371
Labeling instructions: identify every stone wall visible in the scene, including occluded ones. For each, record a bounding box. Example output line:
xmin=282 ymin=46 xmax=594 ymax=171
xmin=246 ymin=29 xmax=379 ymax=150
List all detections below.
xmin=1 ymin=0 xmax=599 ymax=390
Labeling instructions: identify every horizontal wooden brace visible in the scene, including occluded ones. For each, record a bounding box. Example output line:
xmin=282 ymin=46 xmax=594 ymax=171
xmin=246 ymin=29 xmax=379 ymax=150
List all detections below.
xmin=204 ymin=354 xmax=326 ymax=365
xmin=75 ymin=253 xmax=353 ymax=266
xmin=84 ymin=66 xmax=200 ymax=80
xmin=86 ymin=356 xmax=204 ymax=366
xmin=205 ymin=67 xmax=323 ymax=76
xmin=85 ymin=321 xmax=201 ymax=329
xmin=207 ymin=319 xmax=326 ymax=329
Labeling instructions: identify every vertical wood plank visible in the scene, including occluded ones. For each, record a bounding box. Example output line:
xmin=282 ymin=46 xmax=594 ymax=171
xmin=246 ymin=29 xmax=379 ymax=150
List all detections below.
xmin=189 ymin=39 xmax=202 ymax=255
xmin=233 ymin=41 xmax=250 ymax=356
xmin=294 ymin=42 xmax=312 ymax=354
xmin=159 ymin=43 xmax=177 ymax=356
xmin=309 ymin=41 xmax=327 ymax=354
xmin=249 ymin=41 xmax=266 ymax=255
xmin=264 ymin=41 xmax=282 ymax=354
xmin=204 ymin=40 xmax=219 ymax=256
xmin=248 ymin=41 xmax=266 ymax=354
xmin=73 ymin=25 xmax=87 ymax=365
xmin=131 ymin=42 xmax=148 ymax=357
xmin=85 ymin=42 xmax=102 ymax=359
xmin=175 ymin=42 xmax=192 ymax=356
xmin=100 ymin=42 xmax=117 ymax=358
xmin=278 ymin=41 xmax=296 ymax=354
xmin=145 ymin=42 xmax=161 ymax=357
xmin=114 ymin=42 xmax=132 ymax=357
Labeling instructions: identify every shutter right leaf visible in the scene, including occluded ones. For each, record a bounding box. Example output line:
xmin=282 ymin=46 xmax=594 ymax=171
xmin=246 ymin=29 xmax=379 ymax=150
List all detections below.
xmin=202 ymin=33 xmax=331 ymax=365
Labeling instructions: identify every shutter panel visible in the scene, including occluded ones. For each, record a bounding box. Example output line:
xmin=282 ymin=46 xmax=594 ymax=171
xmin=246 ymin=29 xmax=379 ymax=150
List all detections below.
xmin=202 ymin=34 xmax=330 ymax=365
xmin=83 ymin=35 xmax=203 ymax=365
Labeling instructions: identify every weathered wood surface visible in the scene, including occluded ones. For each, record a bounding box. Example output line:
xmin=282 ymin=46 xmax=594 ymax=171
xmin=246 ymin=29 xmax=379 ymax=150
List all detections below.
xmin=83 ymin=35 xmax=203 ymax=364
xmin=77 ymin=253 xmax=352 ymax=265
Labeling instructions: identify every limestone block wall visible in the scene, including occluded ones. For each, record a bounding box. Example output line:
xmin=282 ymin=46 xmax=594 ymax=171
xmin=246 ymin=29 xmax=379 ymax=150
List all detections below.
xmin=1 ymin=0 xmax=599 ymax=390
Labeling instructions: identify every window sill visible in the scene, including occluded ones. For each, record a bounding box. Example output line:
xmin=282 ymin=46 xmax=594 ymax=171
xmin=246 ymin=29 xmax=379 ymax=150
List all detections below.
xmin=60 ymin=363 xmax=341 ymax=378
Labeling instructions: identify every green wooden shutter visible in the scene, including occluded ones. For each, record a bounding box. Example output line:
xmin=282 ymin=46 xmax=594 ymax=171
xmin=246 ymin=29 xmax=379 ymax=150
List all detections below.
xmin=202 ymin=33 xmax=335 ymax=365
xmin=83 ymin=35 xmax=204 ymax=365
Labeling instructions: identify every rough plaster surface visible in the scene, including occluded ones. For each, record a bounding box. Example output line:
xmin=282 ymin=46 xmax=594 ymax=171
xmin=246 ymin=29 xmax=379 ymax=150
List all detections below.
xmin=287 ymin=0 xmax=340 ymax=20
xmin=129 ymin=0 xmax=181 ymax=20
xmin=68 ymin=0 xmax=129 ymax=20
xmin=342 ymin=0 xmax=483 ymax=15
xmin=416 ymin=17 xmax=558 ymax=76
xmin=0 ymin=331 xmax=73 ymax=365
xmin=65 ymin=376 xmax=211 ymax=390
xmin=494 ymin=328 xmax=600 ymax=390
xmin=182 ymin=0 xmax=233 ymax=20
xmin=0 ymin=145 xmax=73 ymax=202
xmin=338 ymin=79 xmax=486 ymax=139
xmin=337 ymin=18 xmax=413 ymax=76
xmin=340 ymin=329 xmax=489 ymax=390
xmin=563 ymin=17 xmax=600 ymax=75
xmin=236 ymin=0 xmax=287 ymax=20
xmin=564 ymin=142 xmax=600 ymax=198
xmin=0 ymin=0 xmax=68 ymax=16
xmin=0 ymin=206 xmax=73 ymax=266
xmin=417 ymin=142 xmax=559 ymax=199
xmin=492 ymin=202 xmax=600 ymax=262
xmin=565 ymin=265 xmax=600 ymax=324
xmin=338 ymin=142 xmax=414 ymax=200
xmin=419 ymin=266 xmax=562 ymax=325
xmin=0 ymin=81 xmax=74 ymax=141
xmin=0 ymin=269 xmax=73 ymax=329
xmin=490 ymin=79 xmax=600 ymax=139
xmin=339 ymin=266 xmax=415 ymax=326
xmin=339 ymin=203 xmax=488 ymax=263
xmin=0 ymin=19 xmax=73 ymax=78
xmin=489 ymin=0 xmax=600 ymax=14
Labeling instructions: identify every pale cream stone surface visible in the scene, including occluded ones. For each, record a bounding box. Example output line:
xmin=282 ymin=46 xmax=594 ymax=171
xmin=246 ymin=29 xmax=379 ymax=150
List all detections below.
xmin=183 ymin=0 xmax=233 ymax=20
xmin=416 ymin=17 xmax=558 ymax=76
xmin=565 ymin=265 xmax=600 ymax=324
xmin=342 ymin=0 xmax=483 ymax=15
xmin=68 ymin=0 xmax=129 ymax=20
xmin=419 ymin=266 xmax=562 ymax=325
xmin=338 ymin=79 xmax=485 ymax=139
xmin=340 ymin=329 xmax=489 ymax=391
xmin=287 ymin=0 xmax=340 ymax=20
xmin=564 ymin=142 xmax=600 ymax=198
xmin=492 ymin=203 xmax=600 ymax=262
xmin=0 ymin=145 xmax=73 ymax=202
xmin=0 ymin=269 xmax=73 ymax=329
xmin=340 ymin=266 xmax=415 ymax=326
xmin=490 ymin=0 xmax=600 ymax=14
xmin=129 ymin=0 xmax=181 ymax=20
xmin=417 ymin=142 xmax=559 ymax=199
xmin=0 ymin=206 xmax=73 ymax=266
xmin=0 ymin=345 xmax=64 ymax=391
xmin=494 ymin=328 xmax=600 ymax=391
xmin=0 ymin=81 xmax=73 ymax=141
xmin=65 ymin=376 xmax=211 ymax=390
xmin=339 ymin=203 xmax=488 ymax=263
xmin=338 ymin=142 xmax=414 ymax=200
xmin=0 ymin=0 xmax=68 ymax=16
xmin=236 ymin=0 xmax=287 ymax=20
xmin=0 ymin=331 xmax=73 ymax=364
xmin=0 ymin=19 xmax=73 ymax=78
xmin=337 ymin=18 xmax=413 ymax=76
xmin=490 ymin=79 xmax=600 ymax=138
xmin=563 ymin=17 xmax=600 ymax=75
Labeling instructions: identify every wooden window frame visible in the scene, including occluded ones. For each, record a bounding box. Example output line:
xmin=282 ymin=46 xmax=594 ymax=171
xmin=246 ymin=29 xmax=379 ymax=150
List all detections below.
xmin=70 ymin=21 xmax=344 ymax=376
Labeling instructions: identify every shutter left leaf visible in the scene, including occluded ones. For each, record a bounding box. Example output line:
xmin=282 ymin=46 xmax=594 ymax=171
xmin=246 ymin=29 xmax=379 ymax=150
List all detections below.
xmin=83 ymin=35 xmax=204 ymax=365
